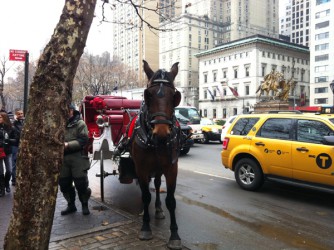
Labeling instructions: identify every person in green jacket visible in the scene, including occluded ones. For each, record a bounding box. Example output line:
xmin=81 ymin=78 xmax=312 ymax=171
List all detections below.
xmin=59 ymin=104 xmax=91 ymax=215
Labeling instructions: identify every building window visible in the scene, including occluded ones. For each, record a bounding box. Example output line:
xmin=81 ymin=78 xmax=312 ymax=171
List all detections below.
xmin=315 ymin=9 xmax=330 ymax=18
xmin=315 ymin=43 xmax=329 ymax=51
xmin=245 ymin=85 xmax=250 ymax=95
xmin=315 ymin=76 xmax=328 ymax=83
xmin=315 ymin=65 xmax=328 ymax=72
xmin=262 ymin=64 xmax=266 ymax=77
xmin=204 ymin=73 xmax=208 ymax=83
xmin=233 ymin=108 xmax=237 ymax=115
xmin=316 ymin=0 xmax=331 ymax=5
xmin=315 ymin=32 xmax=329 ymax=40
xmin=315 ymin=54 xmax=329 ymax=62
xmin=315 ymin=21 xmax=329 ymax=29
xmin=204 ymin=109 xmax=207 ymax=117
xmin=213 ymin=71 xmax=217 ymax=82
xmin=315 ymin=87 xmax=328 ymax=93
xmin=204 ymin=90 xmax=207 ymax=99
xmin=223 ymin=70 xmax=227 ymax=78
xmin=314 ymin=98 xmax=328 ymax=104
xmin=213 ymin=109 xmax=216 ymax=118
xmin=234 ymin=68 xmax=238 ymax=78
xmin=245 ymin=67 xmax=250 ymax=77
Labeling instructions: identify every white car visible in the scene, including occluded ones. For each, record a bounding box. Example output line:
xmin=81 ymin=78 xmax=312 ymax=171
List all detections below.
xmin=220 ymin=115 xmax=238 ymax=141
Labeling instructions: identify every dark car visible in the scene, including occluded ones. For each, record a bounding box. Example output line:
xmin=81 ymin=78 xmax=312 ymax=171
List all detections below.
xmin=175 ymin=113 xmax=193 ymax=155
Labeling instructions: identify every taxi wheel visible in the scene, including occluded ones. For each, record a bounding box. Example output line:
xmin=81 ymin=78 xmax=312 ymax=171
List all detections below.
xmin=234 ymin=158 xmax=264 ymax=191
xmin=201 ymin=133 xmax=209 ymax=144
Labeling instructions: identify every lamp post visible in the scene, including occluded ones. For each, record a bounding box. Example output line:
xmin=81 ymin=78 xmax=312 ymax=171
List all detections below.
xmin=330 ymin=80 xmax=334 ymax=106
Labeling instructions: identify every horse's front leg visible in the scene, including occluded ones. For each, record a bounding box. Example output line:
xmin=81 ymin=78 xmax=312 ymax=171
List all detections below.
xmin=138 ymin=180 xmax=153 ymax=240
xmin=165 ymin=180 xmax=182 ymax=249
xmin=154 ymin=175 xmax=165 ymax=219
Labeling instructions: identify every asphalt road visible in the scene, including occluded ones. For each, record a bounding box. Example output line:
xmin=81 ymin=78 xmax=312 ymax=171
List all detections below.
xmin=89 ymin=142 xmax=334 ymax=250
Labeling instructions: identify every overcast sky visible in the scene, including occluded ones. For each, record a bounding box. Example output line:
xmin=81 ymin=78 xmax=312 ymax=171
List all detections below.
xmin=0 ymin=0 xmax=114 ymax=76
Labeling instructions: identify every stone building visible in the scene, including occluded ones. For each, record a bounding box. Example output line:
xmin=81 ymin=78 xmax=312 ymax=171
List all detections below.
xmin=195 ymin=35 xmax=310 ymax=119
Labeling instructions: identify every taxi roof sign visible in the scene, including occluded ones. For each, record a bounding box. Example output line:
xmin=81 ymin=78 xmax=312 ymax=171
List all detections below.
xmin=9 ymin=49 xmax=28 ymax=62
xmin=320 ymin=106 xmax=334 ymax=114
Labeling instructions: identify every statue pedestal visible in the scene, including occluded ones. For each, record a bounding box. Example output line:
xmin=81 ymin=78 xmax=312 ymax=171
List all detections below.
xmin=254 ymin=101 xmax=289 ymax=113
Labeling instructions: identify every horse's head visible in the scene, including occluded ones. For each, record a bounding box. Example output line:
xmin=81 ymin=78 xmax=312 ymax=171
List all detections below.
xmin=143 ymin=60 xmax=181 ymax=143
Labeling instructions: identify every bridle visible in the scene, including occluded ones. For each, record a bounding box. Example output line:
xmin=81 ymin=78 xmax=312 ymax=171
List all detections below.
xmin=133 ymin=70 xmax=181 ymax=153
xmin=145 ymin=70 xmax=178 ymax=127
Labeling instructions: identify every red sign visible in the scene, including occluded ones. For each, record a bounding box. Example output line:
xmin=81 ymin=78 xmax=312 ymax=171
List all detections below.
xmin=9 ymin=49 xmax=28 ymax=61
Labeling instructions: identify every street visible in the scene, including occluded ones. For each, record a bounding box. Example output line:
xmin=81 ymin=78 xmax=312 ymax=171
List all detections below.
xmin=89 ymin=142 xmax=334 ymax=250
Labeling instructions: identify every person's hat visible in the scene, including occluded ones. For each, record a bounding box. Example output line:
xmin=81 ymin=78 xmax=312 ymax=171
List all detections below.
xmin=69 ymin=103 xmax=76 ymax=110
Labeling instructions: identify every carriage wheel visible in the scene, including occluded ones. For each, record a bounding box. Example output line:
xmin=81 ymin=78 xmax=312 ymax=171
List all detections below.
xmin=100 ymin=150 xmax=105 ymax=202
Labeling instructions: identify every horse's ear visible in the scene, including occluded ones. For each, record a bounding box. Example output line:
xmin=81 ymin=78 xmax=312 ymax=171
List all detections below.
xmin=174 ymin=90 xmax=181 ymax=107
xmin=143 ymin=60 xmax=154 ymax=80
xmin=144 ymin=89 xmax=151 ymax=105
xmin=170 ymin=62 xmax=179 ymax=80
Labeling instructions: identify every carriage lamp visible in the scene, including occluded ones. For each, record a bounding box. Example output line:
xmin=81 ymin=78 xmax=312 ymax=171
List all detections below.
xmin=96 ymin=115 xmax=109 ymax=127
xmin=330 ymin=80 xmax=334 ymax=105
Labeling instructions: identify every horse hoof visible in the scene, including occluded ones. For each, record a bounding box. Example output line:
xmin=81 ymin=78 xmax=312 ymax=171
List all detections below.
xmin=155 ymin=210 xmax=165 ymax=219
xmin=138 ymin=230 xmax=153 ymax=240
xmin=167 ymin=239 xmax=182 ymax=249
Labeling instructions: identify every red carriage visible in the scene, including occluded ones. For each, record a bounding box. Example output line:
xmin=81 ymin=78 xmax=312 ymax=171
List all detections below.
xmin=80 ymin=95 xmax=142 ymax=202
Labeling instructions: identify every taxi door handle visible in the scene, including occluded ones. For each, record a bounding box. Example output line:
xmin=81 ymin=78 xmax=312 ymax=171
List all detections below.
xmin=255 ymin=142 xmax=265 ymax=146
xmin=296 ymin=147 xmax=309 ymax=152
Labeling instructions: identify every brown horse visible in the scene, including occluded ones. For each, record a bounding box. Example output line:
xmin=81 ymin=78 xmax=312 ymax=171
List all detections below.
xmin=130 ymin=60 xmax=182 ymax=249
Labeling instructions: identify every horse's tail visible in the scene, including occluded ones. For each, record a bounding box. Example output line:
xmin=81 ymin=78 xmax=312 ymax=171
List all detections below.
xmin=256 ymin=84 xmax=262 ymax=93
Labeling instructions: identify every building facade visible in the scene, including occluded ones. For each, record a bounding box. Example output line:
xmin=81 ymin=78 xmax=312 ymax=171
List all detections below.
xmin=159 ymin=0 xmax=279 ymax=107
xmin=310 ymin=0 xmax=334 ymax=106
xmin=279 ymin=0 xmax=311 ymax=47
xmin=195 ymin=35 xmax=310 ymax=119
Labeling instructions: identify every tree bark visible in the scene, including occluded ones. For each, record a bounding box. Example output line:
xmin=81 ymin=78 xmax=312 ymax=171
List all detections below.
xmin=4 ymin=1 xmax=97 ymax=249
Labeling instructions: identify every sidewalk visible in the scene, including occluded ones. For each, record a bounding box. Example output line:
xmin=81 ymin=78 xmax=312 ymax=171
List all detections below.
xmin=1 ymin=188 xmax=191 ymax=250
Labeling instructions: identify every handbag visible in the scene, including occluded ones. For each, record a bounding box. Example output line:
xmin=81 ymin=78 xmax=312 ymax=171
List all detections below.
xmin=0 ymin=147 xmax=6 ymax=159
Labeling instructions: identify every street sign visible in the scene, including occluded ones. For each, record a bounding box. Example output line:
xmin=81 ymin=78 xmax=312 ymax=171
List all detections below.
xmin=9 ymin=49 xmax=28 ymax=61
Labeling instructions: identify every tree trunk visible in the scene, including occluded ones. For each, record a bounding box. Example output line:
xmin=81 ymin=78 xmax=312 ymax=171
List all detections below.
xmin=4 ymin=1 xmax=96 ymax=249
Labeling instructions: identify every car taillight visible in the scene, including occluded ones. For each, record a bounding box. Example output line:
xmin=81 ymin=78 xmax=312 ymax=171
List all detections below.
xmin=222 ymin=137 xmax=229 ymax=150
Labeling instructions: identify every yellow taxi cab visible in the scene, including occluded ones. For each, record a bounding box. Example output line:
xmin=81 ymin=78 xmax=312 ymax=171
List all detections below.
xmin=221 ymin=109 xmax=334 ymax=192
xmin=190 ymin=118 xmax=222 ymax=143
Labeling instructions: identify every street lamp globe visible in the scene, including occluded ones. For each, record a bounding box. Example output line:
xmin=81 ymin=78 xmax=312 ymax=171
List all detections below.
xmin=330 ymin=80 xmax=334 ymax=106
xmin=330 ymin=80 xmax=334 ymax=95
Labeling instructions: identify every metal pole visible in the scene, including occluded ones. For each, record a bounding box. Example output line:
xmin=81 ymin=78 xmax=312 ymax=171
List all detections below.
xmin=23 ymin=52 xmax=29 ymax=115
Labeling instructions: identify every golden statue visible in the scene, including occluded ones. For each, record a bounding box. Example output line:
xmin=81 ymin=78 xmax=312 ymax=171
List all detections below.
xmin=257 ymin=69 xmax=296 ymax=101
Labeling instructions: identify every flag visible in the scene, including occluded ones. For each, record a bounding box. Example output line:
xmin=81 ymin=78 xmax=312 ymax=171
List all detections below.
xmin=207 ymin=88 xmax=215 ymax=101
xmin=228 ymin=86 xmax=239 ymax=98
xmin=300 ymin=92 xmax=305 ymax=106
xmin=216 ymin=85 xmax=224 ymax=99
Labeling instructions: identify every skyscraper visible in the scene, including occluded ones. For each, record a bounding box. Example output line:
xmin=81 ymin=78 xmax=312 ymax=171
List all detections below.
xmin=112 ymin=0 xmax=181 ymax=86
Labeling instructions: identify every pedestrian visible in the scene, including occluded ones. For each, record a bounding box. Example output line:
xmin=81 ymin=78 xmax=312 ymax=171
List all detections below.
xmin=0 ymin=112 xmax=16 ymax=197
xmin=11 ymin=109 xmax=25 ymax=186
xmin=59 ymin=104 xmax=91 ymax=215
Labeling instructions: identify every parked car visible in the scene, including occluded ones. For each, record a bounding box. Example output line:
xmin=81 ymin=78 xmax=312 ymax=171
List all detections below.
xmin=221 ymin=110 xmax=334 ymax=193
xmin=175 ymin=106 xmax=201 ymax=124
xmin=175 ymin=113 xmax=194 ymax=155
xmin=220 ymin=115 xmax=238 ymax=141
xmin=190 ymin=118 xmax=222 ymax=143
